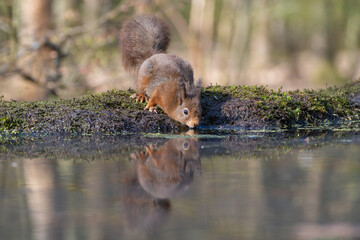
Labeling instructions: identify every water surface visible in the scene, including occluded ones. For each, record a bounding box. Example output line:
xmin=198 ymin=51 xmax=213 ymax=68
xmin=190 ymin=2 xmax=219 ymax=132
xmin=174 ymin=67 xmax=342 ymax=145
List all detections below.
xmin=1 ymin=132 xmax=360 ymax=240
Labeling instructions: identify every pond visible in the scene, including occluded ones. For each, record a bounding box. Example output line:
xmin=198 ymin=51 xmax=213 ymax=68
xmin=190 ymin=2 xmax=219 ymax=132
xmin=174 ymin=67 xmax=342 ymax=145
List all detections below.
xmin=1 ymin=130 xmax=360 ymax=240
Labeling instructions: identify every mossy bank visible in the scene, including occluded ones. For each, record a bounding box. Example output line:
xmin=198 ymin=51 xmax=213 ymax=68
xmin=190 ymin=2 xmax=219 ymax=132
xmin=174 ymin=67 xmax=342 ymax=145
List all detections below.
xmin=1 ymin=81 xmax=360 ymax=134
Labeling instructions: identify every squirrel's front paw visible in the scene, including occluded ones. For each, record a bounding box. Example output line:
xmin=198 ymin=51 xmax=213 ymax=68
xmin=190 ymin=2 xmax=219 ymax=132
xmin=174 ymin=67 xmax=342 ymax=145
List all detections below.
xmin=145 ymin=106 xmax=158 ymax=113
xmin=131 ymin=93 xmax=149 ymax=103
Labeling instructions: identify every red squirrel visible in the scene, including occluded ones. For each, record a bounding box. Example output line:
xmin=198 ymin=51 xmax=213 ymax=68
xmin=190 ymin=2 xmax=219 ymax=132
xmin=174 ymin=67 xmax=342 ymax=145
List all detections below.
xmin=133 ymin=138 xmax=201 ymax=199
xmin=120 ymin=15 xmax=202 ymax=128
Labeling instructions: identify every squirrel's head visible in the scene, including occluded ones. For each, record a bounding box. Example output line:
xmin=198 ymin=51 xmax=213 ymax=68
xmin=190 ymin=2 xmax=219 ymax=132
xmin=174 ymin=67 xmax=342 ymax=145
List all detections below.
xmin=172 ymin=79 xmax=202 ymax=128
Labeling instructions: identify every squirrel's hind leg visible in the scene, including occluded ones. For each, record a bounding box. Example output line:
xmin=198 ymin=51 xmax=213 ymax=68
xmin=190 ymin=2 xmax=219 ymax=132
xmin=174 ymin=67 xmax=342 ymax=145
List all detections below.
xmin=144 ymin=89 xmax=161 ymax=113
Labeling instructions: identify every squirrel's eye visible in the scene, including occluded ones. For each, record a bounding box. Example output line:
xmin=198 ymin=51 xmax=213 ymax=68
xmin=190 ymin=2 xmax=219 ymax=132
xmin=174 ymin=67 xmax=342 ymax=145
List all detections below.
xmin=183 ymin=108 xmax=189 ymax=115
xmin=183 ymin=142 xmax=189 ymax=149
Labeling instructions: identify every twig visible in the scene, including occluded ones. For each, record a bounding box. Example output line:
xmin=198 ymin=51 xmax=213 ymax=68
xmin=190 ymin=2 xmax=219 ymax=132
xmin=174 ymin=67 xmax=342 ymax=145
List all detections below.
xmin=59 ymin=0 xmax=134 ymax=44
xmin=0 ymin=22 xmax=10 ymax=33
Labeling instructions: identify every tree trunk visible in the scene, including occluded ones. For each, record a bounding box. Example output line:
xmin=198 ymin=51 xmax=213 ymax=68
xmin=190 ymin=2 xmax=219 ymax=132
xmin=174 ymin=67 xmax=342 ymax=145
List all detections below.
xmin=83 ymin=0 xmax=101 ymax=30
xmin=207 ymin=0 xmax=238 ymax=84
xmin=18 ymin=0 xmax=59 ymax=97
xmin=247 ymin=0 xmax=270 ymax=70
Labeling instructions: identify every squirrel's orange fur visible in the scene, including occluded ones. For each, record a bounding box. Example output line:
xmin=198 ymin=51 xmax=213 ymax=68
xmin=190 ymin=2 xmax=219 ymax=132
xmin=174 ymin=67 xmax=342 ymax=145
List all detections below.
xmin=120 ymin=15 xmax=201 ymax=128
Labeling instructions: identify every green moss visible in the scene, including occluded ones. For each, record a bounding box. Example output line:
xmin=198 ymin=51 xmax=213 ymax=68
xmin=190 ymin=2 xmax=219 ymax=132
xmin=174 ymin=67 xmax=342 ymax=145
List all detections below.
xmin=202 ymin=81 xmax=360 ymax=127
xmin=0 ymin=89 xmax=156 ymax=133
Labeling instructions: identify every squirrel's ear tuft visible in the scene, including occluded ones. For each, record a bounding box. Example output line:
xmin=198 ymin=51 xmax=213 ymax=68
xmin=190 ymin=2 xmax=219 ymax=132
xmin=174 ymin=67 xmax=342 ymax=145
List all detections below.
xmin=196 ymin=78 xmax=202 ymax=95
xmin=196 ymin=78 xmax=202 ymax=88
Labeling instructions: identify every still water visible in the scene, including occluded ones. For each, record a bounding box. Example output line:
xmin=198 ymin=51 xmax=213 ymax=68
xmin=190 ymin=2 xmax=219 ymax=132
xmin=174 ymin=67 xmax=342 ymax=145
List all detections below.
xmin=1 ymin=132 xmax=360 ymax=240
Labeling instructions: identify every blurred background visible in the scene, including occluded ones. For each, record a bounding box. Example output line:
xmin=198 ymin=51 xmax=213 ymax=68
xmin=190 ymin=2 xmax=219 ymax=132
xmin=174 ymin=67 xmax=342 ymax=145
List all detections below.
xmin=0 ymin=0 xmax=359 ymax=100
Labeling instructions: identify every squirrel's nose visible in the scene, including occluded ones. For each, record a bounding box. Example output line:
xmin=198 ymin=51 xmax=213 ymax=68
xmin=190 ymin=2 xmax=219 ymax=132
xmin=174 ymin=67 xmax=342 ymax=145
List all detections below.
xmin=186 ymin=119 xmax=200 ymax=128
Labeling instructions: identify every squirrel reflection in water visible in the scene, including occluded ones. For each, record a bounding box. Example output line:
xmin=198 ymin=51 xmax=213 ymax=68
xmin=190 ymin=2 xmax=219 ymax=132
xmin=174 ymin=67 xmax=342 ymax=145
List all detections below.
xmin=122 ymin=138 xmax=201 ymax=232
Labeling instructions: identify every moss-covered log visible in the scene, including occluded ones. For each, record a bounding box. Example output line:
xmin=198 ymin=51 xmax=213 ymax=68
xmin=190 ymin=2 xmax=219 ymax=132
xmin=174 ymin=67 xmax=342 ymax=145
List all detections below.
xmin=0 ymin=81 xmax=360 ymax=134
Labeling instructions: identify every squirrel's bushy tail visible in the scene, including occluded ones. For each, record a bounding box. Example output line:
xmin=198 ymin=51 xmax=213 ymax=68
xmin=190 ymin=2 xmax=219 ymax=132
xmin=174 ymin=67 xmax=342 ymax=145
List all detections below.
xmin=120 ymin=15 xmax=170 ymax=73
